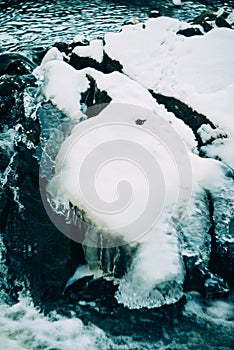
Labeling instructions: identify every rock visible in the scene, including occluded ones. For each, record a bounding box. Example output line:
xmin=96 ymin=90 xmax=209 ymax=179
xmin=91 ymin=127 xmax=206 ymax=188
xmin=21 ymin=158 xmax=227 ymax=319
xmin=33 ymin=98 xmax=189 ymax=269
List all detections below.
xmin=0 ymin=52 xmax=36 ymax=76
xmin=204 ymin=274 xmax=230 ymax=299
xmin=0 ymin=71 xmax=78 ymax=306
xmin=177 ymin=27 xmax=203 ymax=37
xmin=0 ymin=147 xmax=10 ymax=172
xmin=80 ymin=74 xmax=112 ymax=117
xmin=69 ymin=36 xmax=90 ymax=52
xmin=135 ymin=119 xmax=147 ymax=125
xmin=201 ymin=21 xmax=213 ymax=33
xmin=190 ymin=10 xmax=233 ymax=32
xmin=31 ymin=46 xmax=47 ymax=66
xmin=183 ymin=255 xmax=206 ymax=293
xmin=70 ymin=52 xmax=101 ymax=71
xmin=149 ymin=90 xmax=216 ymax=148
xmin=190 ymin=11 xmax=215 ymax=32
xmin=149 ymin=10 xmax=161 ymax=18
xmin=215 ymin=16 xmax=232 ymax=28
xmin=123 ymin=18 xmax=140 ymax=26
xmin=0 ymin=74 xmax=36 ymax=130
xmin=53 ymin=41 xmax=70 ymax=55
xmin=191 ymin=11 xmax=216 ymax=25
xmin=102 ymin=52 xmax=123 ymax=73
xmin=70 ymin=50 xmax=123 ymax=74
xmin=172 ymin=0 xmax=182 ymax=7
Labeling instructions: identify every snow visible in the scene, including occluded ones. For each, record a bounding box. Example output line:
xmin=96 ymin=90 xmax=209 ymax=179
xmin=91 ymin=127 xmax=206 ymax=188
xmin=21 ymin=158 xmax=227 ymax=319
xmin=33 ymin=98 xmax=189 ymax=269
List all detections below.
xmin=105 ymin=17 xmax=234 ymax=168
xmin=46 ymin=101 xmax=233 ymax=309
xmin=34 ymin=55 xmax=197 ymax=152
xmin=72 ymin=39 xmax=104 ymax=63
xmin=34 ymin=60 xmax=89 ymax=119
xmin=41 ymin=47 xmax=64 ymax=66
xmin=34 ymin=16 xmax=234 ymax=309
xmin=73 ymin=34 xmax=85 ymax=43
xmin=46 ymin=102 xmax=188 ymax=308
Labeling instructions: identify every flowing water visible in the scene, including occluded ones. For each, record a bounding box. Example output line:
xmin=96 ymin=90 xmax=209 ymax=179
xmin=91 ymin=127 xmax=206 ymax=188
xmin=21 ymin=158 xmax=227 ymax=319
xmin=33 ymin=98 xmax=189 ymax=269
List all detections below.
xmin=0 ymin=0 xmax=233 ymax=52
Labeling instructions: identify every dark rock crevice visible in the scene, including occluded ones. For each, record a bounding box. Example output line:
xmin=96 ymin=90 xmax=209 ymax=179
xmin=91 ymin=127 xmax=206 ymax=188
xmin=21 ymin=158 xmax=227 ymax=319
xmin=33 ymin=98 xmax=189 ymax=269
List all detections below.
xmin=80 ymin=74 xmax=112 ymax=118
xmin=70 ymin=50 xmax=123 ymax=74
xmin=207 ymin=190 xmax=234 ymax=287
xmin=149 ymin=90 xmax=217 ymax=149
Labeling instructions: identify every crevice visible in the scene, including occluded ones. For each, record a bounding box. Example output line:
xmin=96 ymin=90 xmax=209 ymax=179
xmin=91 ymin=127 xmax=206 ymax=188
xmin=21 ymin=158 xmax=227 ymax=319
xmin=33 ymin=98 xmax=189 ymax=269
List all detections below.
xmin=149 ymin=90 xmax=216 ymax=150
xmin=206 ymin=191 xmax=217 ymax=273
xmin=80 ymin=74 xmax=112 ymax=118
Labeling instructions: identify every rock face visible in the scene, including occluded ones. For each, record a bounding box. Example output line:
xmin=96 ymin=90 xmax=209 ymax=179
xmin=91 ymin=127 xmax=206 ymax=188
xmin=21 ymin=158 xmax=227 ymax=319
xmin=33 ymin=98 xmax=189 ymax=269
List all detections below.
xmin=149 ymin=91 xmax=216 ymax=149
xmin=0 ymin=53 xmax=36 ymax=76
xmin=70 ymin=50 xmax=123 ymax=74
xmin=0 ymin=74 xmax=77 ymax=306
xmin=0 ymin=75 xmax=35 ymax=129
xmin=176 ymin=27 xmax=203 ymax=37
xmin=190 ymin=9 xmax=234 ymax=32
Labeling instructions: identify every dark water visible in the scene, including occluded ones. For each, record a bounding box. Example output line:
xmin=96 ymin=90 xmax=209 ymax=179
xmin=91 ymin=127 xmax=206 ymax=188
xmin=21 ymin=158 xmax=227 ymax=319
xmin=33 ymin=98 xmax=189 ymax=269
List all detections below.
xmin=0 ymin=0 xmax=233 ymax=53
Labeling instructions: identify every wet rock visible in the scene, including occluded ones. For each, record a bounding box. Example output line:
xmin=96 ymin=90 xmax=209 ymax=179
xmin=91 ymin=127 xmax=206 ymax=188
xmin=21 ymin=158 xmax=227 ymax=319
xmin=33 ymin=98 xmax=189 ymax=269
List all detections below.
xmin=177 ymin=27 xmax=203 ymax=37
xmin=149 ymin=90 xmax=216 ymax=148
xmin=31 ymin=46 xmax=47 ymax=66
xmin=183 ymin=255 xmax=207 ymax=293
xmin=0 ymin=147 xmax=10 ymax=172
xmin=53 ymin=41 xmax=70 ymax=55
xmin=80 ymin=74 xmax=112 ymax=117
xmin=70 ymin=52 xmax=101 ymax=71
xmin=191 ymin=11 xmax=216 ymax=25
xmin=204 ymin=274 xmax=230 ymax=299
xmin=215 ymin=15 xmax=232 ymax=28
xmin=149 ymin=10 xmax=161 ymax=18
xmin=0 ymin=74 xmax=36 ymax=130
xmin=0 ymin=52 xmax=36 ymax=76
xmin=0 ymin=72 xmax=77 ymax=306
xmin=123 ymin=18 xmax=140 ymax=25
xmin=172 ymin=0 xmax=182 ymax=7
xmin=70 ymin=49 xmax=123 ymax=74
xmin=102 ymin=52 xmax=123 ymax=73
xmin=69 ymin=36 xmax=90 ymax=52
xmin=212 ymin=238 xmax=234 ymax=287
xmin=201 ymin=21 xmax=213 ymax=32
xmin=190 ymin=11 xmax=215 ymax=32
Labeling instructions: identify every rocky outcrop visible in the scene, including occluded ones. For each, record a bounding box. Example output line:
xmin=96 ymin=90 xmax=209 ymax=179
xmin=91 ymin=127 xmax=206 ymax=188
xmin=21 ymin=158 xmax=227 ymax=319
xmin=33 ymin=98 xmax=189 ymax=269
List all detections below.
xmin=0 ymin=52 xmax=36 ymax=76
xmin=149 ymin=90 xmax=216 ymax=149
xmin=0 ymin=74 xmax=35 ymax=129
xmin=190 ymin=9 xmax=234 ymax=32
xmin=0 ymin=73 xmax=78 ymax=306
xmin=176 ymin=27 xmax=203 ymax=37
xmin=80 ymin=74 xmax=112 ymax=117
xmin=70 ymin=50 xmax=123 ymax=74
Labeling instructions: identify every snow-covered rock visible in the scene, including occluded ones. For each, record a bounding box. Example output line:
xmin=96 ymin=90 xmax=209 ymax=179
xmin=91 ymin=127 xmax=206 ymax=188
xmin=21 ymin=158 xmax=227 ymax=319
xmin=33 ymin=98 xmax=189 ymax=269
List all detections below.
xmin=104 ymin=16 xmax=234 ymax=168
xmin=33 ymin=15 xmax=234 ymax=309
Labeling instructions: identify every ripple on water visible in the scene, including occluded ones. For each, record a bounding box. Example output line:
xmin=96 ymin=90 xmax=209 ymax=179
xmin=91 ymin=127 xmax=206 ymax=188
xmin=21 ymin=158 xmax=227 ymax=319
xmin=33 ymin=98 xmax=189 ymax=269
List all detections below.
xmin=1 ymin=0 xmax=233 ymax=52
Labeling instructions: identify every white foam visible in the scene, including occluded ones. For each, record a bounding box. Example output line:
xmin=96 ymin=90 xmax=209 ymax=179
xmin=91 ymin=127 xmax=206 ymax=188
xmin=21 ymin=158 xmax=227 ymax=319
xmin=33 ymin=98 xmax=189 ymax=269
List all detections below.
xmin=0 ymin=296 xmax=112 ymax=350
